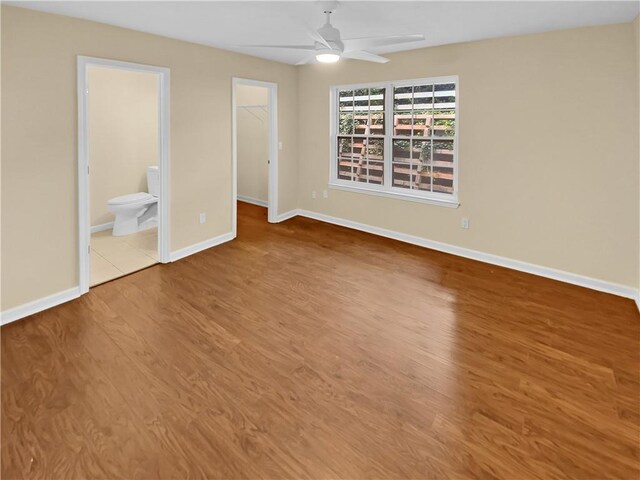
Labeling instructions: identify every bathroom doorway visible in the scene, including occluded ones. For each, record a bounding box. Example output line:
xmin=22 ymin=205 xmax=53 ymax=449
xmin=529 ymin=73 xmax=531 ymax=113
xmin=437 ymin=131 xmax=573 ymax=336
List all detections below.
xmin=78 ymin=57 xmax=170 ymax=292
xmin=232 ymin=78 xmax=278 ymax=234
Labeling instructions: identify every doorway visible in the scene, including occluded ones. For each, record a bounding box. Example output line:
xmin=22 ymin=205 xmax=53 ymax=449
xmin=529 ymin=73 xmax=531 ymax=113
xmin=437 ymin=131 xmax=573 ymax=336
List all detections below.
xmin=232 ymin=78 xmax=278 ymax=234
xmin=77 ymin=57 xmax=170 ymax=293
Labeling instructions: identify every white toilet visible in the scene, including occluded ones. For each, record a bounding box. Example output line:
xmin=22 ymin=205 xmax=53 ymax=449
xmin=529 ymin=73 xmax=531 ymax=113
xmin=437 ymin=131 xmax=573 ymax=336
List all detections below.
xmin=108 ymin=166 xmax=159 ymax=236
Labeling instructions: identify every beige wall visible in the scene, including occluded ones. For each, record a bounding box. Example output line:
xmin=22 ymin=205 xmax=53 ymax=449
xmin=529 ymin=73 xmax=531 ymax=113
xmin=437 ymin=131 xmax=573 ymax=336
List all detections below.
xmin=1 ymin=5 xmax=639 ymax=312
xmin=297 ymin=23 xmax=640 ymax=289
xmin=236 ymin=85 xmax=269 ymax=203
xmin=236 ymin=83 xmax=268 ymax=107
xmin=1 ymin=5 xmax=298 ymax=310
xmin=635 ymin=15 xmax=640 ymax=292
xmin=89 ymin=67 xmax=158 ymax=226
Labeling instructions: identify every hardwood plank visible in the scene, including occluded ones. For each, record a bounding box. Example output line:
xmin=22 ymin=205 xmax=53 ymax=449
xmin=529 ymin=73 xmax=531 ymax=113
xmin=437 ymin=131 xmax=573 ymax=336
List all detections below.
xmin=2 ymin=201 xmax=639 ymax=479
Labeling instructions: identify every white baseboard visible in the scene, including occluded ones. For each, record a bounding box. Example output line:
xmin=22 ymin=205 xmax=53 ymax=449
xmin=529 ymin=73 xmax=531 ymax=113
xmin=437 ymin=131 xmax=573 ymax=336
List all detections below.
xmin=237 ymin=195 xmax=268 ymax=207
xmin=1 ymin=287 xmax=81 ymax=326
xmin=274 ymin=209 xmax=299 ymax=223
xmin=91 ymin=221 xmax=114 ymax=234
xmin=170 ymin=231 xmax=235 ymax=262
xmin=296 ymin=209 xmax=638 ymax=301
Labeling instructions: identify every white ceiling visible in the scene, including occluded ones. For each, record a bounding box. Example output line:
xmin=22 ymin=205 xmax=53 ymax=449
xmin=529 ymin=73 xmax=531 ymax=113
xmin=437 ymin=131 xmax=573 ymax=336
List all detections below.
xmin=8 ymin=1 xmax=640 ymax=65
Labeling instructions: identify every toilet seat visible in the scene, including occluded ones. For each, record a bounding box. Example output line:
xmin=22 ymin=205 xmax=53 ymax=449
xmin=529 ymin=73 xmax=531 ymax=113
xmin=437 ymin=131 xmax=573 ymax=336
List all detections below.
xmin=108 ymin=192 xmax=155 ymax=206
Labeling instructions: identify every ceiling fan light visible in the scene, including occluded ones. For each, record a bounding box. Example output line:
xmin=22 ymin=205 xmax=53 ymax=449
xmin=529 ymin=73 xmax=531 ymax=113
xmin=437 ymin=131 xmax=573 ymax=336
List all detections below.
xmin=316 ymin=53 xmax=340 ymax=63
xmin=315 ymin=47 xmax=341 ymax=63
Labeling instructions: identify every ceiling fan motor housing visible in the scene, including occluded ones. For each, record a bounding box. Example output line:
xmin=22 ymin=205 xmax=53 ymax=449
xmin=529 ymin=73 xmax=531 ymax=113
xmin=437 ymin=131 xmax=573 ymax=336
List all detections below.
xmin=317 ymin=22 xmax=344 ymax=53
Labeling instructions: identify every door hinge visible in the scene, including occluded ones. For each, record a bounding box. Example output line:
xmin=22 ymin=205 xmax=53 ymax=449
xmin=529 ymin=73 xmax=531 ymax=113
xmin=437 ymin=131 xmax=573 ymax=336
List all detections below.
xmin=88 ymin=245 xmax=91 ymax=254
xmin=87 ymin=165 xmax=90 ymax=175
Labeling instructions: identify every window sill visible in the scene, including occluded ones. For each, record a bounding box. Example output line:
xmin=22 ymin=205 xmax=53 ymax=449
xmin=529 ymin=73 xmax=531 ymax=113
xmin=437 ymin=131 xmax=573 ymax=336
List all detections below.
xmin=328 ymin=183 xmax=460 ymax=208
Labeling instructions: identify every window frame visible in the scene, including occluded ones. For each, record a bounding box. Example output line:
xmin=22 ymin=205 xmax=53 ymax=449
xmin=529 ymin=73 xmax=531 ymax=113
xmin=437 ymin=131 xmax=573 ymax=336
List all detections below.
xmin=329 ymin=75 xmax=459 ymax=208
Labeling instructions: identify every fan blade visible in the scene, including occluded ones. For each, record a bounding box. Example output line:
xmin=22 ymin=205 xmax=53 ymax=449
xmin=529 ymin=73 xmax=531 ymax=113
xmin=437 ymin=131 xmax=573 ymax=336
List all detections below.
xmin=239 ymin=45 xmax=317 ymax=51
xmin=343 ymin=34 xmax=424 ymax=52
xmin=296 ymin=54 xmax=317 ymax=66
xmin=341 ymin=50 xmax=390 ymax=64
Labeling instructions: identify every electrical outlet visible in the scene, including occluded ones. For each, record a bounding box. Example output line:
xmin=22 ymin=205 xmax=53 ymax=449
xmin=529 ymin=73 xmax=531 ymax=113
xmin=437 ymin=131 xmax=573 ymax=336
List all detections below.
xmin=461 ymin=217 xmax=470 ymax=229
xmin=323 ymin=190 xmax=328 ymax=198
xmin=199 ymin=213 xmax=206 ymax=224
xmin=312 ymin=191 xmax=317 ymax=199
xmin=278 ymin=141 xmax=283 ymax=151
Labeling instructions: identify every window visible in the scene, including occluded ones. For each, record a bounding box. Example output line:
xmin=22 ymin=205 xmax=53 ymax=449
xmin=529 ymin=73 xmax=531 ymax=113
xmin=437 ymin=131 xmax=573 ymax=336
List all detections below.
xmin=330 ymin=76 xmax=458 ymax=207
xmin=337 ymin=88 xmax=385 ymax=185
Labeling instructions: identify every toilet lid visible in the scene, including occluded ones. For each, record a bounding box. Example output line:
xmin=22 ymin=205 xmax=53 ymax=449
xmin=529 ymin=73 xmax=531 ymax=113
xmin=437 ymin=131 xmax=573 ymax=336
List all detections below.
xmin=108 ymin=192 xmax=155 ymax=205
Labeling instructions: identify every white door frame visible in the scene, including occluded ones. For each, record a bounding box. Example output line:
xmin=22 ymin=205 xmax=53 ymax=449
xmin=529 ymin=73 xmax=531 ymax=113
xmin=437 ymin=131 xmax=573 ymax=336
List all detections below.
xmin=77 ymin=56 xmax=171 ymax=294
xmin=231 ymin=77 xmax=278 ymax=233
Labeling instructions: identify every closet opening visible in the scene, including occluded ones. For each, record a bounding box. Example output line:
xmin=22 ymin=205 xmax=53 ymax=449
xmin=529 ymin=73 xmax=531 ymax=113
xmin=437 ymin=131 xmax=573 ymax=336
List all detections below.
xmin=232 ymin=78 xmax=278 ymax=234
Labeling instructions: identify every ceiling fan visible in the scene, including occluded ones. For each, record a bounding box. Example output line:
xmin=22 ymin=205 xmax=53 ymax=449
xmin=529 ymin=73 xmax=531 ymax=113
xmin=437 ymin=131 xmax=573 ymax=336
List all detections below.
xmin=242 ymin=1 xmax=425 ymax=65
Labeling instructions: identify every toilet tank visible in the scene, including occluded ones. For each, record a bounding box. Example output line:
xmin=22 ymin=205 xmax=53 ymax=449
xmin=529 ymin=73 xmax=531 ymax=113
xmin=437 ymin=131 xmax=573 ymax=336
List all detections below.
xmin=147 ymin=165 xmax=160 ymax=197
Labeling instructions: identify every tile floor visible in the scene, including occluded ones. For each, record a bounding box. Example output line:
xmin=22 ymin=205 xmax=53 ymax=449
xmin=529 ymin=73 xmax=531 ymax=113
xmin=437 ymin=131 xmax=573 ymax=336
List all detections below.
xmin=90 ymin=227 xmax=158 ymax=287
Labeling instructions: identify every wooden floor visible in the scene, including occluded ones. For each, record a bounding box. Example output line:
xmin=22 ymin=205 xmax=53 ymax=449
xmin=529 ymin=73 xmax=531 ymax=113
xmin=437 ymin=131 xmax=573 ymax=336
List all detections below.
xmin=2 ymin=202 xmax=639 ymax=479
